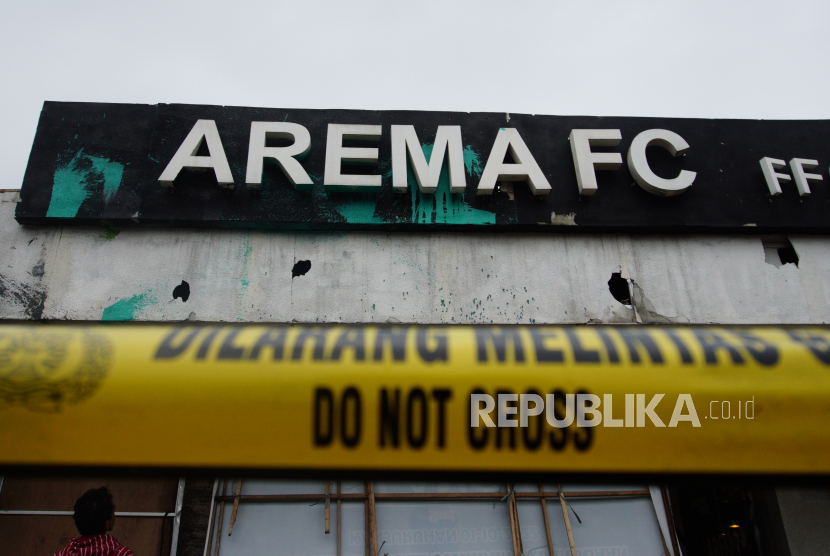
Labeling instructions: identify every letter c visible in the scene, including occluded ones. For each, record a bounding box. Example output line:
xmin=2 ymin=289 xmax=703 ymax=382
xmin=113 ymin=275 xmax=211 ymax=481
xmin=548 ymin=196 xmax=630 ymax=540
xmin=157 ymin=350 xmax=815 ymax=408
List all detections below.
xmin=709 ymin=400 xmax=719 ymax=420
xmin=627 ymin=129 xmax=696 ymax=196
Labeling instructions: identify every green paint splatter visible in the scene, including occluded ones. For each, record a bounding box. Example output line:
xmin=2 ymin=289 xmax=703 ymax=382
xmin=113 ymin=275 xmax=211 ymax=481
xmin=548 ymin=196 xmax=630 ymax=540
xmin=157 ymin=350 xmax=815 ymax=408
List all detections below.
xmin=47 ymin=150 xmax=125 ymax=217
xmin=411 ymin=144 xmax=495 ymax=225
xmin=48 ymin=152 xmax=89 ymax=218
xmin=463 ymin=145 xmax=484 ymax=178
xmin=308 ymin=173 xmax=387 ymax=224
xmin=238 ymin=238 xmax=253 ymax=292
xmin=101 ymin=292 xmax=153 ymax=321
xmin=98 ymin=228 xmax=120 ymax=240
xmin=314 ymin=147 xmax=490 ymax=225
xmin=88 ymin=154 xmax=125 ymax=201
xmin=334 ymin=196 xmax=386 ymax=223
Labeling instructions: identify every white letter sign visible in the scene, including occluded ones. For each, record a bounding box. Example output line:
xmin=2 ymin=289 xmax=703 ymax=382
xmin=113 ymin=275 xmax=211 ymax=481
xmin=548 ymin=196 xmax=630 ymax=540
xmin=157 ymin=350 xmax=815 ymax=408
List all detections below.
xmin=627 ymin=129 xmax=696 ymax=196
xmin=477 ymin=128 xmax=551 ymax=195
xmin=569 ymin=129 xmax=623 ymax=195
xmin=324 ymin=124 xmax=382 ymax=192
xmin=158 ymin=119 xmax=234 ymax=188
xmin=391 ymin=125 xmax=466 ymax=193
xmin=245 ymin=122 xmax=313 ymax=191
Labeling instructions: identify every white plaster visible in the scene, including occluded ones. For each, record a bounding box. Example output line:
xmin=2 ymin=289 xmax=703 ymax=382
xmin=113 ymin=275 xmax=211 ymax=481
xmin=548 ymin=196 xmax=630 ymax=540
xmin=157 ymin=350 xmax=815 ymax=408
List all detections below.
xmin=1 ymin=203 xmax=829 ymax=324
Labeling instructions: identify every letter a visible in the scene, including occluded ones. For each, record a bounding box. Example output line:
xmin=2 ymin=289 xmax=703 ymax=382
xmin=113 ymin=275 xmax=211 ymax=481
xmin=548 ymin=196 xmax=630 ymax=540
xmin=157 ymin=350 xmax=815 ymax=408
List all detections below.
xmin=668 ymin=394 xmax=701 ymax=427
xmin=159 ymin=119 xmax=234 ymax=188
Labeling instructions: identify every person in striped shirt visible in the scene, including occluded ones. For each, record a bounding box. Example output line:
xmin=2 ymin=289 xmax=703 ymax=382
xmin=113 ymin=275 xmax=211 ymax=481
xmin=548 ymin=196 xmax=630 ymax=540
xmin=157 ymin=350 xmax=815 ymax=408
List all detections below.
xmin=54 ymin=487 xmax=133 ymax=556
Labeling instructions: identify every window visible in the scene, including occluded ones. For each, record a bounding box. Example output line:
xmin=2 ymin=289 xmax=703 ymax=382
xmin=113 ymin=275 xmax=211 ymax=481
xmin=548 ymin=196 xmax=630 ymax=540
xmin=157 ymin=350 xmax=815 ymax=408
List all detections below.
xmin=206 ymin=480 xmax=674 ymax=556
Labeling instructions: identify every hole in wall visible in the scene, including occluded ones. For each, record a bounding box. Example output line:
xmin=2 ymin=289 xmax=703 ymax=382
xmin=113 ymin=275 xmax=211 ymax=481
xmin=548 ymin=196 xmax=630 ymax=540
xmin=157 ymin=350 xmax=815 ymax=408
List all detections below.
xmin=777 ymin=246 xmax=799 ymax=266
xmin=292 ymin=260 xmax=311 ymax=278
xmin=762 ymin=236 xmax=799 ymax=268
xmin=607 ymin=272 xmax=631 ymax=305
xmin=173 ymin=280 xmax=190 ymax=302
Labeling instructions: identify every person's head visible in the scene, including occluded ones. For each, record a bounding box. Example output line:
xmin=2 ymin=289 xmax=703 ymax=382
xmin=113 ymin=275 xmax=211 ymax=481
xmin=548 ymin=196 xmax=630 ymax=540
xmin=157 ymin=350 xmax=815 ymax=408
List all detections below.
xmin=73 ymin=487 xmax=116 ymax=536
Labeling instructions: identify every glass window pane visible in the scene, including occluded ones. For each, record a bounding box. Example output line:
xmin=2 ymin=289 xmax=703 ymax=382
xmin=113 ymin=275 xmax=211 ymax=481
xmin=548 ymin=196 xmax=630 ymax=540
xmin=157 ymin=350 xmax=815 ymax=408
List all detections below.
xmin=341 ymin=503 xmax=366 ymax=556
xmin=340 ymin=481 xmax=365 ymax=495
xmin=517 ymin=501 xmax=550 ymax=556
xmin=545 ymin=496 xmax=665 ymax=556
xmin=216 ymin=500 xmax=364 ymax=556
xmin=238 ymin=480 xmax=327 ymax=495
xmin=376 ymin=501 xmax=513 ymax=556
xmin=515 ymin=483 xmax=543 ymax=493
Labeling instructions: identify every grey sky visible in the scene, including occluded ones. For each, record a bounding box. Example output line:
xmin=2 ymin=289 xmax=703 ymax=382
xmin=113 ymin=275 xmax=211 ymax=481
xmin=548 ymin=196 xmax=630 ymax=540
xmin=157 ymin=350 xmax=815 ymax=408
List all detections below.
xmin=2 ymin=0 xmax=829 ymax=189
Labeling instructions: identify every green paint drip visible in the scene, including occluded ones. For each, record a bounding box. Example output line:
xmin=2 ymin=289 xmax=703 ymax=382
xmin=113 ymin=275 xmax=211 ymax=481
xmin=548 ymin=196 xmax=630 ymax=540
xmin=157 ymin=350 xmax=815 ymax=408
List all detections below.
xmin=314 ymin=149 xmax=490 ymax=225
xmin=47 ymin=150 xmax=125 ymax=218
xmin=463 ymin=145 xmax=484 ymax=178
xmin=101 ymin=292 xmax=153 ymax=321
xmin=308 ymin=173 xmax=387 ymax=224
xmin=411 ymin=144 xmax=495 ymax=225
xmin=239 ymin=239 xmax=253 ymax=292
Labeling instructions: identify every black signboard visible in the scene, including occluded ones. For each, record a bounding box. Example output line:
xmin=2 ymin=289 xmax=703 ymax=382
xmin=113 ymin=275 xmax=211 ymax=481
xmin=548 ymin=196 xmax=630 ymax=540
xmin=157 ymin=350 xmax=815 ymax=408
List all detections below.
xmin=15 ymin=101 xmax=830 ymax=233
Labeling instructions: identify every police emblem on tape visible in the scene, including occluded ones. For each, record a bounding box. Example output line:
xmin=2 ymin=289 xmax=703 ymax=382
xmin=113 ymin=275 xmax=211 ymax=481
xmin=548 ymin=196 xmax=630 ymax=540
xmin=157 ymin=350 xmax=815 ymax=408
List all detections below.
xmin=0 ymin=328 xmax=112 ymax=412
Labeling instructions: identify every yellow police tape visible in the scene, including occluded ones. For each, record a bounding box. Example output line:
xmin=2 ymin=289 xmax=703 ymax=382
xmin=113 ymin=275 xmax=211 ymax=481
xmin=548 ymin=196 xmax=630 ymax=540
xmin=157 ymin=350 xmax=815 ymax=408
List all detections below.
xmin=1 ymin=324 xmax=829 ymax=474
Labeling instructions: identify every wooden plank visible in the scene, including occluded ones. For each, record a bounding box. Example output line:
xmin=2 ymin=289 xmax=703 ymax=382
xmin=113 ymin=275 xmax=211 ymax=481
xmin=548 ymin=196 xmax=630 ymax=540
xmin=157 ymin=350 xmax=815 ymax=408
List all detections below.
xmin=325 ymin=481 xmax=331 ymax=535
xmin=367 ymin=482 xmax=378 ymax=556
xmin=213 ymin=479 xmax=228 ymax=556
xmin=213 ymin=490 xmax=650 ymax=502
xmin=337 ymin=482 xmax=342 ymax=556
xmin=372 ymin=490 xmax=649 ymax=500
xmin=558 ymin=485 xmax=577 ymax=556
xmin=228 ymin=479 xmax=242 ymax=536
xmin=364 ymin=483 xmax=370 ymax=556
xmin=539 ymin=485 xmax=555 ymax=556
xmin=506 ymin=484 xmax=523 ymax=556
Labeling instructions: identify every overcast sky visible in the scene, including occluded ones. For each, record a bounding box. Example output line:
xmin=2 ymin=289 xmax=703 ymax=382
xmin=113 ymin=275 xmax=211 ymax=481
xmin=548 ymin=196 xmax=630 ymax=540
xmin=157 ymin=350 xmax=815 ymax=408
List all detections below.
xmin=2 ymin=0 xmax=829 ymax=189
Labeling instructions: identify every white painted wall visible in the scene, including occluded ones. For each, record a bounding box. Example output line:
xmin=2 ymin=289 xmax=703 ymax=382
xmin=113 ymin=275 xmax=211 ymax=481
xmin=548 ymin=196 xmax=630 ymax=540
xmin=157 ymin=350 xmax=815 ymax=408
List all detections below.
xmin=1 ymin=201 xmax=828 ymax=324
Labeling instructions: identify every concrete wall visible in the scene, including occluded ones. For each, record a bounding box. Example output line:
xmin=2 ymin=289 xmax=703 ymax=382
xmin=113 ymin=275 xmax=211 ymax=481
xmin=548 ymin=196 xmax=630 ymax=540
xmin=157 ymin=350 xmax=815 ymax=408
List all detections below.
xmin=2 ymin=201 xmax=829 ymax=325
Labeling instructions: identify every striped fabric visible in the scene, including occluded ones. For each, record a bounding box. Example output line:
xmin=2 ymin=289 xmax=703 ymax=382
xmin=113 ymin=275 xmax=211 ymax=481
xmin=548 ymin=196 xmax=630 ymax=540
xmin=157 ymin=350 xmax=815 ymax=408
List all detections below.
xmin=54 ymin=534 xmax=133 ymax=556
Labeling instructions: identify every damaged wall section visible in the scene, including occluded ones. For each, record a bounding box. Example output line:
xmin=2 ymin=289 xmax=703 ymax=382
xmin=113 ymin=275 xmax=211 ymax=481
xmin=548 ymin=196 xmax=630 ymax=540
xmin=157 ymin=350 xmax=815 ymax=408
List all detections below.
xmin=1 ymin=203 xmax=828 ymax=324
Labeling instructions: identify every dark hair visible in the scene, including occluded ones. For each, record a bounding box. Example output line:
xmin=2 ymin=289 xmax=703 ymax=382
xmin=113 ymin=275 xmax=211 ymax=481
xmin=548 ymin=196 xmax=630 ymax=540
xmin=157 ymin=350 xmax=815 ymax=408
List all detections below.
xmin=73 ymin=487 xmax=114 ymax=536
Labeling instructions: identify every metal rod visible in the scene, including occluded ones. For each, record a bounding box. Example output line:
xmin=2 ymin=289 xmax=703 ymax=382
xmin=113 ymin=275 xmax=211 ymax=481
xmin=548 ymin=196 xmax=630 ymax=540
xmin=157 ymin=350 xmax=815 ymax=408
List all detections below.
xmin=0 ymin=475 xmax=4 ymax=497
xmin=367 ymin=481 xmax=378 ymax=556
xmin=228 ymin=479 xmax=243 ymax=536
xmin=557 ymin=485 xmax=577 ymax=556
xmin=325 ymin=480 xmax=331 ymax=534
xmin=169 ymin=478 xmax=186 ymax=556
xmin=539 ymin=485 xmax=555 ymax=556
xmin=661 ymin=486 xmax=680 ymax=556
xmin=202 ymin=479 xmax=219 ymax=556
xmin=0 ymin=510 xmax=175 ymax=517
xmin=213 ymin=490 xmax=650 ymax=503
xmin=364 ymin=483 xmax=370 ymax=556
xmin=337 ymin=481 xmax=342 ymax=556
xmin=213 ymin=479 xmax=228 ymax=556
